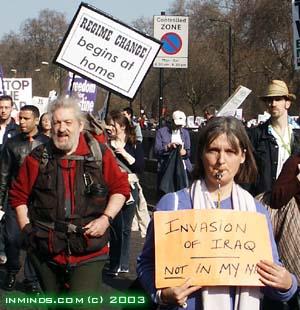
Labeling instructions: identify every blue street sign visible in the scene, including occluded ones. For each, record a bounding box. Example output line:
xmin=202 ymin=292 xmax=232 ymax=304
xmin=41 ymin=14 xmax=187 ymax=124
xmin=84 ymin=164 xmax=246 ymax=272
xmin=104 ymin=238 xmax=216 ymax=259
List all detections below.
xmin=161 ymin=32 xmax=182 ymax=55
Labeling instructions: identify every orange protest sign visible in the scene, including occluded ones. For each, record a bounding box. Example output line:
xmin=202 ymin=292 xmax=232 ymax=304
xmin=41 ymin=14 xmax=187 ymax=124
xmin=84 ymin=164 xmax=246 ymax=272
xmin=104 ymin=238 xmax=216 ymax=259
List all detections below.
xmin=154 ymin=209 xmax=273 ymax=288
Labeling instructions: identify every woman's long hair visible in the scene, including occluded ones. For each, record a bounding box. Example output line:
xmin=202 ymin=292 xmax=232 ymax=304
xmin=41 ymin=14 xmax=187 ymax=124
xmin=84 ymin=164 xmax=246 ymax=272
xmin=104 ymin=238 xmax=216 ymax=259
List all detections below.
xmin=106 ymin=110 xmax=137 ymax=145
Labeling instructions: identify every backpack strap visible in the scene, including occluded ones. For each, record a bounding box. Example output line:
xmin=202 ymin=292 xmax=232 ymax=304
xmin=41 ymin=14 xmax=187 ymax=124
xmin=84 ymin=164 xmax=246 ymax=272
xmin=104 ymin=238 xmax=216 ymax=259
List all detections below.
xmin=84 ymin=131 xmax=103 ymax=163
xmin=173 ymin=192 xmax=179 ymax=211
xmin=31 ymin=141 xmax=53 ymax=171
xmin=31 ymin=133 xmax=106 ymax=171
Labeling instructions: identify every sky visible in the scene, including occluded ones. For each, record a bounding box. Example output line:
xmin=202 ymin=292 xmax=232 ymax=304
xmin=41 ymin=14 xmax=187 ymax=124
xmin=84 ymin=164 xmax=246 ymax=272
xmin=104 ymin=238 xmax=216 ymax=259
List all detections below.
xmin=0 ymin=0 xmax=173 ymax=39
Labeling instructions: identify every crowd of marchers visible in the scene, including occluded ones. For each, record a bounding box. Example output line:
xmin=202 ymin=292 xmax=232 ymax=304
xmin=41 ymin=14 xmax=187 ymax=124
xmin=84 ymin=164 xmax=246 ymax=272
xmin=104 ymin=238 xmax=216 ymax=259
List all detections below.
xmin=0 ymin=79 xmax=299 ymax=310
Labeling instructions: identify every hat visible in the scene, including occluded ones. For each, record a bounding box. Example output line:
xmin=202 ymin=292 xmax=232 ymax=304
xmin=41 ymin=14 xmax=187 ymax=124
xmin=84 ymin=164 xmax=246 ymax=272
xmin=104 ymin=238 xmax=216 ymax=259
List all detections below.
xmin=172 ymin=110 xmax=186 ymax=126
xmin=260 ymin=80 xmax=296 ymax=101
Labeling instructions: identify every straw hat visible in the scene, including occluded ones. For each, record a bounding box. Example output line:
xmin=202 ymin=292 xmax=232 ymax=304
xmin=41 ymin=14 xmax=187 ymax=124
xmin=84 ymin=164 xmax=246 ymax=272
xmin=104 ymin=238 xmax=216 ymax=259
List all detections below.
xmin=260 ymin=80 xmax=296 ymax=101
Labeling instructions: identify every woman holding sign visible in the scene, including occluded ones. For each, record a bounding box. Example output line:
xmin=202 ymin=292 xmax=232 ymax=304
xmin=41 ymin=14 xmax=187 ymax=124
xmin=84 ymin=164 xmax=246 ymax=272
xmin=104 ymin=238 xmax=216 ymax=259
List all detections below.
xmin=137 ymin=116 xmax=297 ymax=310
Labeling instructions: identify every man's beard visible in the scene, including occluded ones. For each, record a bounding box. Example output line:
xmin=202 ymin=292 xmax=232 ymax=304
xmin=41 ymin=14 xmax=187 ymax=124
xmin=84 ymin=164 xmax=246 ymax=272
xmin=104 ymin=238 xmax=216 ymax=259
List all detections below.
xmin=53 ymin=132 xmax=78 ymax=153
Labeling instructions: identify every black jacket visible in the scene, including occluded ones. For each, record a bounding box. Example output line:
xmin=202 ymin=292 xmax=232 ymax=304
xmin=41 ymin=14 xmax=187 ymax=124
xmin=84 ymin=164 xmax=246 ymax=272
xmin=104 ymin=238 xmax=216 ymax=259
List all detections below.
xmin=0 ymin=118 xmax=19 ymax=153
xmin=159 ymin=147 xmax=188 ymax=194
xmin=246 ymin=119 xmax=300 ymax=196
xmin=0 ymin=132 xmax=49 ymax=205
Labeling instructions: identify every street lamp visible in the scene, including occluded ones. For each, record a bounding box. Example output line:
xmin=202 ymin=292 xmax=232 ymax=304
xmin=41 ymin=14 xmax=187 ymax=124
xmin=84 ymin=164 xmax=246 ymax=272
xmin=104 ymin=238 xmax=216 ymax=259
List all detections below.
xmin=34 ymin=61 xmax=49 ymax=72
xmin=10 ymin=68 xmax=17 ymax=77
xmin=209 ymin=19 xmax=232 ymax=97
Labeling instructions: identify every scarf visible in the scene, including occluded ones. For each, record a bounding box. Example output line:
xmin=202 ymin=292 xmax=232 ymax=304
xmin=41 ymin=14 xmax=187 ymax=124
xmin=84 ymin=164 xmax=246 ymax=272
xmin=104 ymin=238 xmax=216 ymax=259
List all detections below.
xmin=189 ymin=179 xmax=262 ymax=310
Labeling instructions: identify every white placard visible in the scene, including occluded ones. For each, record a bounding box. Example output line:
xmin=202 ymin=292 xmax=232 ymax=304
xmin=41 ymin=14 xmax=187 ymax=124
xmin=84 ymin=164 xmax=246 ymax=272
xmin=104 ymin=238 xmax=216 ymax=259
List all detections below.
xmin=234 ymin=108 xmax=243 ymax=120
xmin=2 ymin=78 xmax=32 ymax=110
xmin=54 ymin=3 xmax=161 ymax=99
xmin=216 ymin=86 xmax=252 ymax=117
xmin=292 ymin=0 xmax=300 ymax=70
xmin=153 ymin=15 xmax=189 ymax=68
xmin=32 ymin=96 xmax=49 ymax=115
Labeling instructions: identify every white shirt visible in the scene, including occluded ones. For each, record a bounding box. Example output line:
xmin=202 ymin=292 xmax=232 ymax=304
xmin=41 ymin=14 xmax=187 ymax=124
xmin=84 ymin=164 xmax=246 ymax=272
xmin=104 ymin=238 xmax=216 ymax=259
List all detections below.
xmin=171 ymin=129 xmax=184 ymax=147
xmin=269 ymin=124 xmax=292 ymax=178
xmin=0 ymin=126 xmax=6 ymax=145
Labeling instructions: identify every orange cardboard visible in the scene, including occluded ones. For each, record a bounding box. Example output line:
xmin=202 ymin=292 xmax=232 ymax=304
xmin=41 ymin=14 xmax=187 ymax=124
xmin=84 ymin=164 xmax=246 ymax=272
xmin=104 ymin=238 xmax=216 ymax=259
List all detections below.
xmin=154 ymin=209 xmax=273 ymax=288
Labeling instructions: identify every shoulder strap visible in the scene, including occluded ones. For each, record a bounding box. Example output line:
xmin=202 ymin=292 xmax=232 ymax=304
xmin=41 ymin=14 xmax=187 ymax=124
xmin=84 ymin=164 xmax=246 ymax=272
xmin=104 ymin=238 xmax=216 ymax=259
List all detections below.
xmin=83 ymin=131 xmax=107 ymax=166
xmin=84 ymin=131 xmax=102 ymax=162
xmin=173 ymin=192 xmax=179 ymax=211
xmin=31 ymin=141 xmax=52 ymax=170
xmin=116 ymin=158 xmax=133 ymax=174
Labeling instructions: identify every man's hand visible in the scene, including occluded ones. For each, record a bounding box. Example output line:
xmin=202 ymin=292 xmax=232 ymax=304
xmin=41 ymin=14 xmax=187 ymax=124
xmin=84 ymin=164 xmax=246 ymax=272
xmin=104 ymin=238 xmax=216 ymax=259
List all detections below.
xmin=84 ymin=215 xmax=110 ymax=237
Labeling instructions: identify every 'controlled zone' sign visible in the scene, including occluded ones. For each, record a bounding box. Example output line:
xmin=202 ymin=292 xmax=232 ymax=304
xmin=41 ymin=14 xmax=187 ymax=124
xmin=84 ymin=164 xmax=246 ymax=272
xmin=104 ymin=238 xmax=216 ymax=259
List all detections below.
xmin=153 ymin=15 xmax=189 ymax=68
xmin=54 ymin=3 xmax=161 ymax=99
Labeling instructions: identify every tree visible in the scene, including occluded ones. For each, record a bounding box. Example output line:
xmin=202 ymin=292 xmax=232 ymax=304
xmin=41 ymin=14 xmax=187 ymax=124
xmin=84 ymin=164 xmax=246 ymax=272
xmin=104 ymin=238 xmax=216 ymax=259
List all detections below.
xmin=0 ymin=9 xmax=68 ymax=97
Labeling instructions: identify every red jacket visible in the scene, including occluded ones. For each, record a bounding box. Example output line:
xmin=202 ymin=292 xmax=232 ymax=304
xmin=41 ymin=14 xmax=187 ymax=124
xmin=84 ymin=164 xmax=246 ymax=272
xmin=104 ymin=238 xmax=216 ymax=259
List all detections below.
xmin=9 ymin=133 xmax=130 ymax=265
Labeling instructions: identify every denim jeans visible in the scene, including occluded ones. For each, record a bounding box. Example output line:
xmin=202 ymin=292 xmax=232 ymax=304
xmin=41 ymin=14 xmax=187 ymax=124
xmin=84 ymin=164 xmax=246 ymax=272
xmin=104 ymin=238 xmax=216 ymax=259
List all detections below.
xmin=4 ymin=205 xmax=21 ymax=273
xmin=109 ymin=183 xmax=139 ymax=271
xmin=5 ymin=205 xmax=38 ymax=283
xmin=0 ymin=220 xmax=5 ymax=255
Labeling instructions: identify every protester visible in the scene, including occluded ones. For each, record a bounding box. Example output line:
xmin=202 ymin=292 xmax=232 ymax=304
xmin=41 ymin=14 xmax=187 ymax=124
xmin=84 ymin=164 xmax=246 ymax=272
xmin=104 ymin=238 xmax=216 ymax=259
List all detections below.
xmin=202 ymin=104 xmax=216 ymax=123
xmin=105 ymin=110 xmax=144 ymax=276
xmin=247 ymin=80 xmax=300 ymax=196
xmin=9 ymin=97 xmax=130 ymax=296
xmin=154 ymin=110 xmax=192 ymax=196
xmin=0 ymin=105 xmax=48 ymax=292
xmin=122 ymin=107 xmax=150 ymax=238
xmin=123 ymin=107 xmax=143 ymax=142
xmin=139 ymin=113 xmax=148 ymax=129
xmin=0 ymin=95 xmax=19 ymax=151
xmin=0 ymin=95 xmax=19 ymax=265
xmin=38 ymin=112 xmax=51 ymax=137
xmin=259 ymin=154 xmax=300 ymax=310
xmin=137 ymin=116 xmax=297 ymax=310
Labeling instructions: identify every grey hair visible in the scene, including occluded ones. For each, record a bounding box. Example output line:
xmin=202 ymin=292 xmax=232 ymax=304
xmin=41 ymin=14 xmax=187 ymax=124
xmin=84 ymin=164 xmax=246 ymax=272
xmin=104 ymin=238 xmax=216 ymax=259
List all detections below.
xmin=48 ymin=96 xmax=85 ymax=124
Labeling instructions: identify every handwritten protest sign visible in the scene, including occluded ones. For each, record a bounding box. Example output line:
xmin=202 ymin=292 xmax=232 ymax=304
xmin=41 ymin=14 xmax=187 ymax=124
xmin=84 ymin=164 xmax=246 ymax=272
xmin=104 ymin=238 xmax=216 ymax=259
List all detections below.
xmin=54 ymin=3 xmax=161 ymax=99
xmin=154 ymin=209 xmax=273 ymax=288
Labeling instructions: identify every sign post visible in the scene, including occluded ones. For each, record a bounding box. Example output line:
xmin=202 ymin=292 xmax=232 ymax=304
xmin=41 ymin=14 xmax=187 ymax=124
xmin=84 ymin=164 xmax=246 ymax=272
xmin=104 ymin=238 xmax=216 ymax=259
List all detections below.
xmin=153 ymin=14 xmax=189 ymax=126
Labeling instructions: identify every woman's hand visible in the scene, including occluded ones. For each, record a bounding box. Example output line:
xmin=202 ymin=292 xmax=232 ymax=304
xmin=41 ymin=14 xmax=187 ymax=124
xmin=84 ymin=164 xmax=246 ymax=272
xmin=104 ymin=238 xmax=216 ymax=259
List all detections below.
xmin=166 ymin=143 xmax=179 ymax=150
xmin=160 ymin=278 xmax=201 ymax=307
xmin=180 ymin=147 xmax=187 ymax=156
xmin=114 ymin=147 xmax=127 ymax=157
xmin=257 ymin=260 xmax=292 ymax=291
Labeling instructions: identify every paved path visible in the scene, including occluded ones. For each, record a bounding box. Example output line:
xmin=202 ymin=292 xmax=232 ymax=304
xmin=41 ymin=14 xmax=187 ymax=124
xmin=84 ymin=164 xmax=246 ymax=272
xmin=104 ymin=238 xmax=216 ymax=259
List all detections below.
xmin=0 ymin=231 xmax=147 ymax=310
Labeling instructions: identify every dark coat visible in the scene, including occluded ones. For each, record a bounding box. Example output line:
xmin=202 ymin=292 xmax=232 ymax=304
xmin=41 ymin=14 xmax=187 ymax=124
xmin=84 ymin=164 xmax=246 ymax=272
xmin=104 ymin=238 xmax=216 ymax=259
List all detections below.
xmin=0 ymin=132 xmax=49 ymax=205
xmin=246 ymin=119 xmax=300 ymax=196
xmin=158 ymin=147 xmax=188 ymax=194
xmin=154 ymin=125 xmax=192 ymax=172
xmin=0 ymin=118 xmax=19 ymax=153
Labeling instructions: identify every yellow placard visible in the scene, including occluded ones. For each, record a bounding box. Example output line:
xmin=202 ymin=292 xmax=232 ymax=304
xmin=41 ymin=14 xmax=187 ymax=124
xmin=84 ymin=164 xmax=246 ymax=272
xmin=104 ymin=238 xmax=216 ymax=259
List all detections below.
xmin=154 ymin=209 xmax=273 ymax=288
